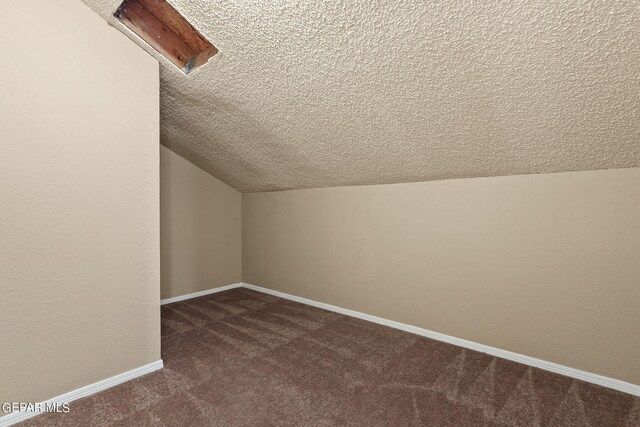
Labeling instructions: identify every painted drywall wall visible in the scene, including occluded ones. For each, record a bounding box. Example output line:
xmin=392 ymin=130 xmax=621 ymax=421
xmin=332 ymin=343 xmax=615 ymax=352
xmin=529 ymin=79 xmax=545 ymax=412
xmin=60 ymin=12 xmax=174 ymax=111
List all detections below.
xmin=160 ymin=146 xmax=241 ymax=299
xmin=0 ymin=0 xmax=159 ymax=405
xmin=84 ymin=0 xmax=640 ymax=192
xmin=243 ymin=168 xmax=640 ymax=385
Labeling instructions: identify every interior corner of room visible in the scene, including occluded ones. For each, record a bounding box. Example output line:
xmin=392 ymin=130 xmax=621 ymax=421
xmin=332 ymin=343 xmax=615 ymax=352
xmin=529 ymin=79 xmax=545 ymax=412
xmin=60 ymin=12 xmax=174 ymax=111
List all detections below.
xmin=1 ymin=0 xmax=639 ymax=426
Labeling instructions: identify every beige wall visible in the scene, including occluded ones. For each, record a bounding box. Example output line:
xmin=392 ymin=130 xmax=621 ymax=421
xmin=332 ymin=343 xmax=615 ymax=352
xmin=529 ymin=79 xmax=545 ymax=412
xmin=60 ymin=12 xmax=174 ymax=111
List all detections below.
xmin=0 ymin=0 xmax=160 ymax=405
xmin=243 ymin=167 xmax=640 ymax=385
xmin=161 ymin=146 xmax=241 ymax=299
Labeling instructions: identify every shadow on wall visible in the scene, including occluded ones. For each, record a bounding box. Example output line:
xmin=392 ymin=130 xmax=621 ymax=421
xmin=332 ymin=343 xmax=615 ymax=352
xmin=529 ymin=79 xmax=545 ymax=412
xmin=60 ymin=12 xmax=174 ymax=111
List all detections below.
xmin=159 ymin=145 xmax=241 ymax=300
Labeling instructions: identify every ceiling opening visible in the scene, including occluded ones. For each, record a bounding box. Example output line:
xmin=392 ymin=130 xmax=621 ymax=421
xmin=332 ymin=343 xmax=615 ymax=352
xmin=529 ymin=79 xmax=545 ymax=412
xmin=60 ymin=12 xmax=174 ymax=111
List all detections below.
xmin=114 ymin=0 xmax=217 ymax=74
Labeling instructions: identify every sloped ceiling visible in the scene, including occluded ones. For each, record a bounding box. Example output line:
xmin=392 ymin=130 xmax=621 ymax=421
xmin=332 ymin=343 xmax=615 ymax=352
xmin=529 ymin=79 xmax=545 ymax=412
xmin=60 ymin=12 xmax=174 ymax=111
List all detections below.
xmin=84 ymin=0 xmax=640 ymax=192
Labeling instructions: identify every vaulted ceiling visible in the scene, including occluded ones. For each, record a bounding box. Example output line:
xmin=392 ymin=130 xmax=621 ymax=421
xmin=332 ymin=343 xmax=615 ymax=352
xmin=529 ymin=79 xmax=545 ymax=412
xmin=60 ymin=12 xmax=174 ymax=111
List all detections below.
xmin=84 ymin=0 xmax=640 ymax=192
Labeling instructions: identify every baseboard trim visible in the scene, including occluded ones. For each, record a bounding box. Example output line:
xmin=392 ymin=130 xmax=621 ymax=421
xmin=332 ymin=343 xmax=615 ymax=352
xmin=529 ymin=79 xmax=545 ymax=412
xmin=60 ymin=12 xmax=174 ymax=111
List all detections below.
xmin=3 ymin=281 xmax=636 ymax=427
xmin=160 ymin=282 xmax=244 ymax=305
xmin=0 ymin=360 xmax=163 ymax=427
xmin=242 ymin=282 xmax=640 ymax=397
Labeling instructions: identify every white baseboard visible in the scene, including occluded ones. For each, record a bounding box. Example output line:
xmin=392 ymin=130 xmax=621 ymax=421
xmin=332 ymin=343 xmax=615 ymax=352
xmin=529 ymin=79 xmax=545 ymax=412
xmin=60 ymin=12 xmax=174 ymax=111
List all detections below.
xmin=0 ymin=360 xmax=163 ymax=427
xmin=8 ymin=279 xmax=633 ymax=427
xmin=242 ymin=282 xmax=640 ymax=397
xmin=160 ymin=282 xmax=243 ymax=305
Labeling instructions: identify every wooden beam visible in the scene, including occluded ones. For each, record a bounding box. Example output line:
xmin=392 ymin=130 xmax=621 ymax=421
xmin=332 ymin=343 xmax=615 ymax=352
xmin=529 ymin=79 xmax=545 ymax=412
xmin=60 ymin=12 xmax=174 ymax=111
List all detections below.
xmin=137 ymin=0 xmax=210 ymax=52
xmin=114 ymin=0 xmax=217 ymax=74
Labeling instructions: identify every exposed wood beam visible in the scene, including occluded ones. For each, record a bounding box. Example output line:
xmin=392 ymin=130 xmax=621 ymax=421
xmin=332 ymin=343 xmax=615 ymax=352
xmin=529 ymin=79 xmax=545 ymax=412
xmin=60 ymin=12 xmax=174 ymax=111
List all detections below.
xmin=114 ymin=0 xmax=218 ymax=74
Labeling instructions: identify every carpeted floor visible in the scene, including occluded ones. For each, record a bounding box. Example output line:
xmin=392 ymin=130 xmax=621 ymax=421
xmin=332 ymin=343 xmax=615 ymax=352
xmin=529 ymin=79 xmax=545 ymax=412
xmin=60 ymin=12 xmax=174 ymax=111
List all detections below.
xmin=22 ymin=288 xmax=640 ymax=426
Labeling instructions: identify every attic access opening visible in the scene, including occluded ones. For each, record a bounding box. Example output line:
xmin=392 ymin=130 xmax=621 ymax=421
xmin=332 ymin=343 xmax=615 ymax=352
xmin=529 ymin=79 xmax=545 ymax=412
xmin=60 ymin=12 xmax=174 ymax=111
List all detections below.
xmin=114 ymin=0 xmax=217 ymax=74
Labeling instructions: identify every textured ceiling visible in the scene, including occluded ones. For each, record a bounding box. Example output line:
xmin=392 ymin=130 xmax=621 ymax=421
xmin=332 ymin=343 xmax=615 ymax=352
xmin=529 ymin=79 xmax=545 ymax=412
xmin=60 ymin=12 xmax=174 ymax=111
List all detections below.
xmin=84 ymin=0 xmax=640 ymax=192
